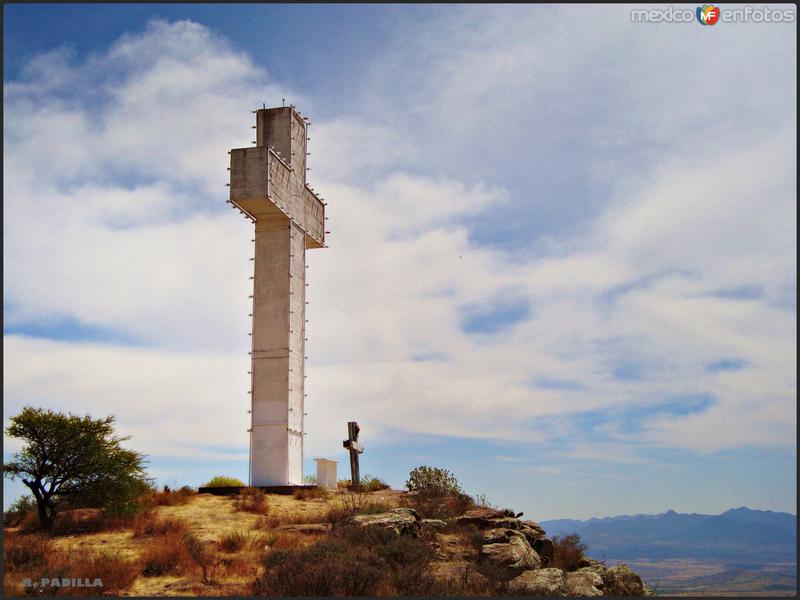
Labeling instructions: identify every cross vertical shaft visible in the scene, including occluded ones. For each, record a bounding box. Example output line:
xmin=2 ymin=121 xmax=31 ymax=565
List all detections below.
xmin=343 ymin=421 xmax=363 ymax=487
xmin=229 ymin=107 xmax=326 ymax=486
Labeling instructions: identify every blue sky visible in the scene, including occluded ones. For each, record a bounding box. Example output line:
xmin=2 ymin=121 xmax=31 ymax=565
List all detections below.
xmin=3 ymin=4 xmax=797 ymax=519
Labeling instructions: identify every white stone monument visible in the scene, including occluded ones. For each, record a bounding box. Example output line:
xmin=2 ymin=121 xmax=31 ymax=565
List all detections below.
xmin=228 ymin=106 xmax=327 ymax=486
xmin=314 ymin=458 xmax=338 ymax=490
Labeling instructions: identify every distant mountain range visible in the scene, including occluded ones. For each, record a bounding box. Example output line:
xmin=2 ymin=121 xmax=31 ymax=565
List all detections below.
xmin=541 ymin=507 xmax=797 ymax=562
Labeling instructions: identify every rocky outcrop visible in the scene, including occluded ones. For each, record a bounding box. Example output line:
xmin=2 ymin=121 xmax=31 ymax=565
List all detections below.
xmin=604 ymin=564 xmax=646 ymax=596
xmin=448 ymin=505 xmax=647 ymax=596
xmin=507 ymin=567 xmax=566 ymax=596
xmin=350 ymin=507 xmax=420 ymax=536
xmin=565 ymin=570 xmax=604 ymax=596
xmin=533 ymin=536 xmax=555 ymax=565
xmin=520 ymin=519 xmax=547 ymax=540
xmin=478 ymin=528 xmax=541 ymax=580
xmin=421 ymin=518 xmax=448 ymax=532
xmin=455 ymin=507 xmax=521 ymax=530
xmin=576 ymin=561 xmax=607 ymax=577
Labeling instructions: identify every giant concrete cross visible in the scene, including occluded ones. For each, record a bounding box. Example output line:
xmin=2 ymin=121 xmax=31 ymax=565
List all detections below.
xmin=228 ymin=106 xmax=326 ymax=486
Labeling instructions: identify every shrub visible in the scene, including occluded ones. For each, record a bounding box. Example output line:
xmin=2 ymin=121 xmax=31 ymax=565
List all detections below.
xmin=325 ymin=492 xmax=391 ymax=528
xmin=402 ymin=466 xmax=475 ymax=519
xmin=143 ymin=485 xmax=195 ymax=508
xmin=359 ymin=474 xmax=390 ymax=492
xmin=51 ymin=508 xmax=134 ymax=535
xmin=551 ymin=533 xmax=588 ymax=572
xmin=233 ymin=487 xmax=269 ymax=514
xmin=303 ymin=474 xmax=317 ymax=484
xmin=140 ymin=533 xmax=190 ymax=577
xmin=132 ymin=512 xmax=187 ymax=537
xmin=473 ymin=493 xmax=496 ymax=509
xmin=3 ymin=494 xmax=38 ymax=527
xmin=405 ymin=465 xmax=463 ymax=495
xmin=402 ymin=489 xmax=476 ymax=520
xmin=253 ymin=525 xmax=439 ymax=596
xmin=3 ymin=533 xmax=51 ymax=572
xmin=293 ymin=487 xmax=328 ymax=500
xmin=219 ymin=530 xmax=250 ymax=553
xmin=184 ymin=533 xmax=220 ymax=584
xmin=202 ymin=475 xmax=245 ymax=487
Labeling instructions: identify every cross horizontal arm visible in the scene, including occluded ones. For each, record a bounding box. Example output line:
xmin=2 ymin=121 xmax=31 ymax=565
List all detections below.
xmin=343 ymin=441 xmax=363 ymax=454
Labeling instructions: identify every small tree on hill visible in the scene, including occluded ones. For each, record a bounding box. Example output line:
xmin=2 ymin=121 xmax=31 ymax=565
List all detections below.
xmin=3 ymin=406 xmax=151 ymax=530
xmin=405 ymin=466 xmax=463 ymax=495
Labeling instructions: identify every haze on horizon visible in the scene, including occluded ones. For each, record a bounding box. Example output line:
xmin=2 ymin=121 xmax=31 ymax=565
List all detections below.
xmin=3 ymin=4 xmax=796 ymax=521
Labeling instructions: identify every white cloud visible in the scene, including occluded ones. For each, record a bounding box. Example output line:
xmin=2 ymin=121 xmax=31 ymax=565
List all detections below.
xmin=3 ymin=9 xmax=795 ymax=479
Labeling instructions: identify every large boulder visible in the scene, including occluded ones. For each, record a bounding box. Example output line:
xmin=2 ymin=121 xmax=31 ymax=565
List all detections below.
xmin=455 ymin=508 xmax=520 ymax=530
xmin=420 ymin=518 xmax=448 ymax=532
xmin=478 ymin=528 xmax=541 ymax=581
xmin=604 ymin=564 xmax=645 ymax=596
xmin=507 ymin=568 xmax=566 ymax=596
xmin=565 ymin=570 xmax=604 ymax=596
xmin=577 ymin=563 xmax=608 ymax=578
xmin=350 ymin=507 xmax=420 ymax=536
xmin=532 ymin=537 xmax=555 ymax=565
xmin=519 ymin=520 xmax=547 ymax=539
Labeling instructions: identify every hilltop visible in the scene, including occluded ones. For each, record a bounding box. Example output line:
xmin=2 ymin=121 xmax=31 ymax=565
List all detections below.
xmin=4 ymin=486 xmax=649 ymax=596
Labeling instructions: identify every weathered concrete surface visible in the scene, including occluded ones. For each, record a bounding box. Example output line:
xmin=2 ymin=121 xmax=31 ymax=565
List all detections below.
xmin=229 ymin=107 xmax=326 ymax=486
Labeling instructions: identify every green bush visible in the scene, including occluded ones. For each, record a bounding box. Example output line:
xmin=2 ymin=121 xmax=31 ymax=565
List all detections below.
xmin=3 ymin=407 xmax=151 ymax=529
xmin=405 ymin=466 xmax=463 ymax=495
xmin=202 ymin=475 xmax=245 ymax=487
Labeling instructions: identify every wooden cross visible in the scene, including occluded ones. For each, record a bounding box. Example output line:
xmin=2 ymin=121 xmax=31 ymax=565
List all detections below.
xmin=342 ymin=421 xmax=363 ymax=486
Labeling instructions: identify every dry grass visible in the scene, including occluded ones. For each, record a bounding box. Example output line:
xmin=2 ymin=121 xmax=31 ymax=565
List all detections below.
xmin=292 ymin=487 xmax=328 ymax=501
xmin=4 ymin=533 xmax=139 ymax=596
xmin=140 ymin=533 xmax=193 ymax=577
xmin=46 ymin=551 xmax=140 ymax=596
xmin=3 ymin=532 xmax=51 ymax=572
xmin=183 ymin=533 xmax=220 ymax=585
xmin=51 ymin=508 xmax=135 ymax=535
xmin=253 ymin=525 xmax=444 ymax=596
xmin=232 ymin=487 xmax=269 ymax=515
xmin=218 ymin=530 xmax=250 ymax=553
xmin=4 ymin=487 xmax=411 ymax=597
xmin=143 ymin=486 xmax=196 ymax=508
xmin=133 ymin=512 xmax=188 ymax=537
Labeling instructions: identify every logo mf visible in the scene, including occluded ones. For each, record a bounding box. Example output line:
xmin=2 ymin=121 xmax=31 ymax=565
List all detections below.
xmin=697 ymin=4 xmax=720 ymax=25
